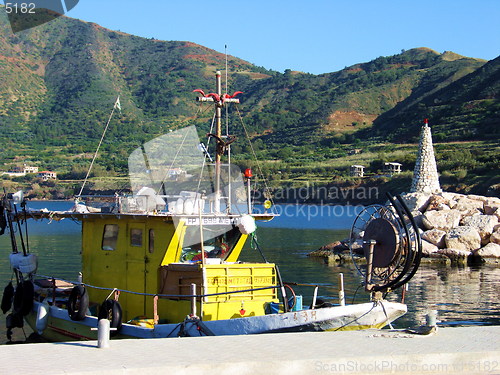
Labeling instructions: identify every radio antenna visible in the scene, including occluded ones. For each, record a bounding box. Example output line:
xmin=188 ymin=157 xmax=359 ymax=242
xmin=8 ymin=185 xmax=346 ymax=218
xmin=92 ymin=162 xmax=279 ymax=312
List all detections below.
xmin=225 ymin=44 xmax=229 ymax=95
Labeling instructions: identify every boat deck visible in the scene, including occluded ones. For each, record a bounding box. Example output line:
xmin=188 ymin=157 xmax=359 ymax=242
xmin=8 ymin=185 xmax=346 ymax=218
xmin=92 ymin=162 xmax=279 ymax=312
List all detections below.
xmin=1 ymin=326 xmax=499 ymax=374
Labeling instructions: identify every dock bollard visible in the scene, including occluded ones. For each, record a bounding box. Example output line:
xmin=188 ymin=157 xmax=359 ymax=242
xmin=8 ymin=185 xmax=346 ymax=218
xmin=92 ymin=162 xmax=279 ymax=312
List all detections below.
xmin=426 ymin=310 xmax=438 ymax=326
xmin=97 ymin=319 xmax=111 ymax=349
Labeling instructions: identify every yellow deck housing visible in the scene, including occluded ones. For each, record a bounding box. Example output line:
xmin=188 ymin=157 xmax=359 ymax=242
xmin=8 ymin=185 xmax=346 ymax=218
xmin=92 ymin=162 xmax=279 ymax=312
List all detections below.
xmin=159 ymin=263 xmax=278 ymax=322
xmin=80 ymin=214 xmax=277 ymax=322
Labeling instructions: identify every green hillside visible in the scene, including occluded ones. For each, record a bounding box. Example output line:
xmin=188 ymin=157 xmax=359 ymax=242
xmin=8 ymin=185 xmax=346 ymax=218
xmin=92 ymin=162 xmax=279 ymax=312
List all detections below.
xmin=370 ymin=55 xmax=500 ymax=142
xmin=238 ymin=48 xmax=487 ymax=146
xmin=0 ymin=8 xmax=498 ymax=198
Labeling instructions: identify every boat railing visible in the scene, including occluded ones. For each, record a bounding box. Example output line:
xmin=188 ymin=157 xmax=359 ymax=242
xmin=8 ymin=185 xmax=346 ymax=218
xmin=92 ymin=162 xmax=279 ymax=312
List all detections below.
xmin=32 ymin=274 xmax=329 ymax=324
xmin=34 ymin=274 xmax=284 ymax=324
xmin=76 ymin=192 xmax=242 ymax=215
xmin=34 ymin=274 xmax=281 ymax=300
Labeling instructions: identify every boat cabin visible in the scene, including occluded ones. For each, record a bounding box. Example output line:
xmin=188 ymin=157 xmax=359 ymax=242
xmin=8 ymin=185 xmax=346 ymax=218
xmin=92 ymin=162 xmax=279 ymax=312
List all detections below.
xmin=81 ymin=213 xmax=278 ymax=324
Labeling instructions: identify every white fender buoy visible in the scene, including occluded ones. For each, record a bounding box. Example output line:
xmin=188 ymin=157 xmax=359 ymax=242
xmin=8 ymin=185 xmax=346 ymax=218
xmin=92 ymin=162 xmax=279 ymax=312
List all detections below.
xmin=238 ymin=215 xmax=256 ymax=235
xmin=184 ymin=198 xmax=195 ymax=215
xmin=35 ymin=301 xmax=50 ymax=334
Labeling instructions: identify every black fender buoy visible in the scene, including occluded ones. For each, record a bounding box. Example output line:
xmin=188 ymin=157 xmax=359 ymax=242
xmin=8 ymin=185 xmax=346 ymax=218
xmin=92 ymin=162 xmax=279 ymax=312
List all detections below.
xmin=6 ymin=312 xmax=24 ymax=329
xmin=67 ymin=285 xmax=89 ymax=321
xmin=13 ymin=280 xmax=34 ymax=316
xmin=98 ymin=299 xmax=122 ymax=331
xmin=1 ymin=282 xmax=14 ymax=314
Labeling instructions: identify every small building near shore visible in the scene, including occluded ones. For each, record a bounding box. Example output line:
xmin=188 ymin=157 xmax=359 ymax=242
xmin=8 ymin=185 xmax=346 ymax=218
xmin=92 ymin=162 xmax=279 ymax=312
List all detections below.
xmin=5 ymin=164 xmax=39 ymax=176
xmin=350 ymin=165 xmax=365 ymax=177
xmin=383 ymin=162 xmax=402 ymax=175
xmin=37 ymin=171 xmax=57 ymax=181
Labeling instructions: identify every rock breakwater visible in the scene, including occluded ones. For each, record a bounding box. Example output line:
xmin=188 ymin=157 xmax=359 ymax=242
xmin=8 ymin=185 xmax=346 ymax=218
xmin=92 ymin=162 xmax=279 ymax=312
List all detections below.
xmin=402 ymin=192 xmax=500 ymax=265
xmin=310 ymin=192 xmax=500 ymax=266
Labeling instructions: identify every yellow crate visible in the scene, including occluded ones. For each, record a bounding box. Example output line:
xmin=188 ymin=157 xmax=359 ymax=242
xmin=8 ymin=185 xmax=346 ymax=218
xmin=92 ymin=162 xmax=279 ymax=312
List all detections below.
xmin=158 ymin=263 xmax=279 ymax=321
xmin=204 ymin=264 xmax=278 ymax=302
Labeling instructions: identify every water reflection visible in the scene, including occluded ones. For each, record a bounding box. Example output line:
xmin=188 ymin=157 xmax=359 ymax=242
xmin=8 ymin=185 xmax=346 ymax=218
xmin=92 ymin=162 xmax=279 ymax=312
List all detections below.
xmin=386 ymin=265 xmax=500 ymax=327
xmin=243 ymin=227 xmax=500 ymax=328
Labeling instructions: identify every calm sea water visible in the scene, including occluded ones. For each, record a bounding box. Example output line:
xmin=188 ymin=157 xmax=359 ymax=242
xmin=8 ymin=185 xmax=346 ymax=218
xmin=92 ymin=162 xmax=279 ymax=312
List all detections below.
xmin=1 ymin=202 xmax=499 ymax=343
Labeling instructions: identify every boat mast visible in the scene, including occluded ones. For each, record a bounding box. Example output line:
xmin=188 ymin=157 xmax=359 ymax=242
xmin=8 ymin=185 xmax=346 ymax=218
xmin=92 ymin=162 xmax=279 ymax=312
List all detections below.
xmin=195 ymin=71 xmax=240 ymax=213
xmin=214 ymin=71 xmax=223 ymax=213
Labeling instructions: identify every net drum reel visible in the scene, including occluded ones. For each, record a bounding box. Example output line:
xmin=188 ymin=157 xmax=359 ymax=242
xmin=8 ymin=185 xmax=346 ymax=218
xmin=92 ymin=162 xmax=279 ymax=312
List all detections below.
xmin=349 ymin=193 xmax=422 ymax=293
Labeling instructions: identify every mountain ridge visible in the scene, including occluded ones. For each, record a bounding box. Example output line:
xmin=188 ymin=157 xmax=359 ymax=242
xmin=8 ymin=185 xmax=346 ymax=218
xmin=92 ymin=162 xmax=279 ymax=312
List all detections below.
xmin=0 ymin=11 xmax=497 ymax=181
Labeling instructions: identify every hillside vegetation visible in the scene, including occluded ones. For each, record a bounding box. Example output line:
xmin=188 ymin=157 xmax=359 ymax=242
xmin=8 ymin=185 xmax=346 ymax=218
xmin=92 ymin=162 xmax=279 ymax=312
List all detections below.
xmin=0 ymin=9 xmax=498 ymax=199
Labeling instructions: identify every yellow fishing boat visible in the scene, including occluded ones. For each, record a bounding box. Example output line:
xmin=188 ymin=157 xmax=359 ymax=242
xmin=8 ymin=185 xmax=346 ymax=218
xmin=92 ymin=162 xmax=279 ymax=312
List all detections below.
xmin=1 ymin=72 xmax=420 ymax=341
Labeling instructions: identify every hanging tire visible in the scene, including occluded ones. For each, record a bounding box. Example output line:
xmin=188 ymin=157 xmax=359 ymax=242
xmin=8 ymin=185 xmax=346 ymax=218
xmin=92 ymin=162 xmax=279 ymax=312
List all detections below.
xmin=68 ymin=285 xmax=89 ymax=321
xmin=1 ymin=281 xmax=14 ymax=314
xmin=98 ymin=299 xmax=122 ymax=331
xmin=13 ymin=280 xmax=34 ymax=316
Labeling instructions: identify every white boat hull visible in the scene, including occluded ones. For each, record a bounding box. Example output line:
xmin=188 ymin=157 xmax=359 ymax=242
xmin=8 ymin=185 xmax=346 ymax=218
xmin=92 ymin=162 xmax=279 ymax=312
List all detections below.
xmin=26 ymin=300 xmax=406 ymax=341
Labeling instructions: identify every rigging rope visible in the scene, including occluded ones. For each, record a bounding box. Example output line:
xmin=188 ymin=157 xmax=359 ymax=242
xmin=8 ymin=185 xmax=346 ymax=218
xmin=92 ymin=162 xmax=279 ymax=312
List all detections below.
xmin=234 ymin=106 xmax=276 ymax=211
xmin=111 ymin=102 xmax=210 ymax=197
xmin=77 ymin=97 xmax=120 ymax=197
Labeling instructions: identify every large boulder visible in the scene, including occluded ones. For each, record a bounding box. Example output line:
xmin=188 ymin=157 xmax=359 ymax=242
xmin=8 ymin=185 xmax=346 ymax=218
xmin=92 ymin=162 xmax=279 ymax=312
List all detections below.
xmin=421 ymin=239 xmax=439 ymax=256
xmin=422 ymin=229 xmax=446 ymax=248
xmin=474 ymin=243 xmax=500 ymax=264
xmin=426 ymin=195 xmax=450 ymax=211
xmin=444 ymin=226 xmax=481 ymax=252
xmin=490 ymin=228 xmax=500 ymax=245
xmin=410 ymin=210 xmax=425 ymax=230
xmin=400 ymin=192 xmax=431 ymax=212
xmin=422 ymin=209 xmax=462 ymax=231
xmin=454 ymin=197 xmax=484 ymax=216
xmin=461 ymin=215 xmax=499 ymax=245
xmin=484 ymin=199 xmax=500 ymax=219
xmin=475 ymin=242 xmax=500 ymax=258
xmin=439 ymin=192 xmax=464 ymax=208
xmin=466 ymin=195 xmax=490 ymax=203
xmin=436 ymin=248 xmax=471 ymax=264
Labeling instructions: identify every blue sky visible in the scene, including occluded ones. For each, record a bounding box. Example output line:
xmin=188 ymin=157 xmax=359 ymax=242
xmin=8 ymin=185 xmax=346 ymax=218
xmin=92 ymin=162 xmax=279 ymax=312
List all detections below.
xmin=66 ymin=0 xmax=500 ymax=74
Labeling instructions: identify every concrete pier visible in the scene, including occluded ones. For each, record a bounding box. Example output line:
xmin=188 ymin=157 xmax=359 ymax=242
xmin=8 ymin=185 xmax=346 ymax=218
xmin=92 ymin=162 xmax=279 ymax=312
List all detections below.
xmin=0 ymin=326 xmax=499 ymax=374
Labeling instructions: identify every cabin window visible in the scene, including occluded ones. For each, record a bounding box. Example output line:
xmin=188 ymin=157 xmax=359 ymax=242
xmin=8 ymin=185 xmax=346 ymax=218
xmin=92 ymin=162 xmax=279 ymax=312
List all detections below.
xmin=148 ymin=229 xmax=155 ymax=253
xmin=130 ymin=228 xmax=143 ymax=247
xmin=180 ymin=226 xmax=241 ymax=262
xmin=102 ymin=224 xmax=119 ymax=251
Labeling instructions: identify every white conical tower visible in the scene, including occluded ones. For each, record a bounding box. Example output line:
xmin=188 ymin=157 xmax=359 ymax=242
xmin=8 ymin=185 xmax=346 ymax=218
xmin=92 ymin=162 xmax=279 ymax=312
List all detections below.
xmin=410 ymin=119 xmax=442 ymax=194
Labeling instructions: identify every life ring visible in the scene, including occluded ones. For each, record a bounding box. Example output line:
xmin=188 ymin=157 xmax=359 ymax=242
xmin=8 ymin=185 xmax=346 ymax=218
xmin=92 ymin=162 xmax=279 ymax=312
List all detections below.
xmin=98 ymin=299 xmax=122 ymax=331
xmin=13 ymin=280 xmax=34 ymax=316
xmin=67 ymin=285 xmax=89 ymax=321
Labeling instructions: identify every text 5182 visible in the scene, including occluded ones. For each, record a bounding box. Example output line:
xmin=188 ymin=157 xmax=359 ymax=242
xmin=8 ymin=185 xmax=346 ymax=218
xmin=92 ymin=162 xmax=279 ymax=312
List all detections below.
xmin=5 ymin=3 xmax=36 ymax=14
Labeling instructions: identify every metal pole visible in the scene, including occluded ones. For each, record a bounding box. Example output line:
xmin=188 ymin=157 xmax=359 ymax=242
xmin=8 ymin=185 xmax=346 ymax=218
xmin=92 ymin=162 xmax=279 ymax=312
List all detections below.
xmin=311 ymin=286 xmax=318 ymax=309
xmin=364 ymin=240 xmax=376 ymax=291
xmin=214 ymin=71 xmax=222 ymax=213
xmin=338 ymin=273 xmax=345 ymax=306
xmin=190 ymin=283 xmax=197 ymax=317
xmin=199 ymin=201 xmax=205 ymax=265
xmin=246 ymin=177 xmax=252 ymax=214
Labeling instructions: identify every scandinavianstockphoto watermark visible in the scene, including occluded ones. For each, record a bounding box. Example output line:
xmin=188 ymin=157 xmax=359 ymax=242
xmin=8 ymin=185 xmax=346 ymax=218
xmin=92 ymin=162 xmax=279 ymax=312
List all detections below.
xmin=253 ymin=185 xmax=380 ymax=203
xmin=314 ymin=359 xmax=499 ymax=373
xmin=251 ymin=185 xmax=379 ymax=221
xmin=256 ymin=203 xmax=364 ymax=222
xmin=3 ymin=0 xmax=80 ymax=33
